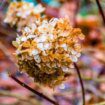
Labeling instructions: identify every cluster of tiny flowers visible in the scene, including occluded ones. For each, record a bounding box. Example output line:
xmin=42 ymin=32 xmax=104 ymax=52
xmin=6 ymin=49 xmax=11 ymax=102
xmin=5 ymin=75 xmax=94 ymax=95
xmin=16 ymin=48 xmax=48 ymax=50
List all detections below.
xmin=13 ymin=18 xmax=85 ymax=87
xmin=4 ymin=1 xmax=45 ymax=31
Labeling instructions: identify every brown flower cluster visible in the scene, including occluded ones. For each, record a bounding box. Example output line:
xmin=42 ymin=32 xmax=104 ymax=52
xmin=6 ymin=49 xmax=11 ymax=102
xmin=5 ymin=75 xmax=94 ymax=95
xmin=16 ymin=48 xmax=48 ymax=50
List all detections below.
xmin=4 ymin=2 xmax=45 ymax=31
xmin=13 ymin=18 xmax=85 ymax=87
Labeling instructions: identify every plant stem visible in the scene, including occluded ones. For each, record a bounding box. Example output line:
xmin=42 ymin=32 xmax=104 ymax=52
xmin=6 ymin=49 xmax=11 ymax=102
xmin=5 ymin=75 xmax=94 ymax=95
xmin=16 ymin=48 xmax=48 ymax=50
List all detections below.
xmin=10 ymin=75 xmax=59 ymax=105
xmin=0 ymin=42 xmax=17 ymax=68
xmin=0 ymin=0 xmax=5 ymax=10
xmin=36 ymin=0 xmax=46 ymax=7
xmin=94 ymin=101 xmax=105 ymax=105
xmin=0 ymin=90 xmax=40 ymax=105
xmin=36 ymin=0 xmax=42 ymax=3
xmin=96 ymin=0 xmax=105 ymax=25
xmin=73 ymin=63 xmax=85 ymax=105
xmin=74 ymin=0 xmax=80 ymax=27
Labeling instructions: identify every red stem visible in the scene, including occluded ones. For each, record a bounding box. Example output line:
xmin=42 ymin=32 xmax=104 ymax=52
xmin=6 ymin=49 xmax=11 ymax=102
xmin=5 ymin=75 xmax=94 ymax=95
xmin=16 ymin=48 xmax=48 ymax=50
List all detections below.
xmin=10 ymin=75 xmax=59 ymax=105
xmin=73 ymin=63 xmax=85 ymax=105
xmin=96 ymin=0 xmax=105 ymax=25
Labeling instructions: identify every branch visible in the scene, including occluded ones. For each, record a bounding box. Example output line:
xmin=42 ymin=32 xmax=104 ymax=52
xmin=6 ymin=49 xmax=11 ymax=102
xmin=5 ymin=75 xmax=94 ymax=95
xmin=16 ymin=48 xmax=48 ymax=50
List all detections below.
xmin=36 ymin=0 xmax=46 ymax=7
xmin=0 ymin=34 xmax=58 ymax=104
xmin=0 ymin=11 xmax=17 ymax=37
xmin=74 ymin=0 xmax=80 ymax=27
xmin=85 ymin=84 xmax=105 ymax=99
xmin=36 ymin=0 xmax=42 ymax=3
xmin=10 ymin=75 xmax=59 ymax=105
xmin=73 ymin=63 xmax=85 ymax=105
xmin=0 ymin=42 xmax=17 ymax=67
xmin=96 ymin=0 xmax=105 ymax=25
xmin=83 ymin=48 xmax=105 ymax=64
xmin=0 ymin=90 xmax=40 ymax=105
xmin=93 ymin=101 xmax=105 ymax=105
xmin=82 ymin=76 xmax=105 ymax=83
xmin=0 ymin=0 xmax=5 ymax=10
xmin=0 ymin=40 xmax=59 ymax=105
xmin=0 ymin=22 xmax=17 ymax=37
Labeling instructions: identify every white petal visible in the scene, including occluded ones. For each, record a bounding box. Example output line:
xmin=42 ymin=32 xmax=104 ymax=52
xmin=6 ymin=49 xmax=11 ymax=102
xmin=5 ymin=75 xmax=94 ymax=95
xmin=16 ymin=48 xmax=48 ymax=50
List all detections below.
xmin=71 ymin=49 xmax=77 ymax=55
xmin=23 ymin=5 xmax=28 ymax=9
xmin=44 ymin=43 xmax=50 ymax=50
xmin=59 ymin=84 xmax=65 ymax=89
xmin=16 ymin=37 xmax=21 ymax=44
xmin=31 ymin=23 xmax=37 ymax=31
xmin=46 ymin=63 xmax=51 ymax=68
xmin=42 ymin=51 xmax=47 ymax=56
xmin=21 ymin=36 xmax=27 ymax=42
xmin=70 ymin=55 xmax=78 ymax=62
xmin=38 ymin=26 xmax=47 ymax=34
xmin=76 ymin=53 xmax=81 ymax=57
xmin=17 ymin=12 xmax=22 ymax=17
xmin=34 ymin=4 xmax=45 ymax=14
xmin=39 ymin=34 xmax=47 ymax=42
xmin=34 ymin=55 xmax=41 ymax=63
xmin=16 ymin=50 xmax=21 ymax=55
xmin=25 ymin=10 xmax=31 ymax=16
xmin=31 ymin=49 xmax=39 ymax=56
xmin=69 ymin=64 xmax=74 ymax=68
xmin=37 ymin=43 xmax=44 ymax=51
xmin=61 ymin=44 xmax=68 ymax=51
xmin=27 ymin=35 xmax=36 ymax=39
xmin=62 ymin=66 xmax=69 ymax=72
xmin=49 ymin=18 xmax=58 ymax=27
xmin=65 ymin=54 xmax=69 ymax=57
xmin=29 ymin=3 xmax=34 ymax=7
xmin=48 ymin=34 xmax=54 ymax=40
xmin=24 ymin=27 xmax=31 ymax=33
xmin=4 ymin=18 xmax=9 ymax=23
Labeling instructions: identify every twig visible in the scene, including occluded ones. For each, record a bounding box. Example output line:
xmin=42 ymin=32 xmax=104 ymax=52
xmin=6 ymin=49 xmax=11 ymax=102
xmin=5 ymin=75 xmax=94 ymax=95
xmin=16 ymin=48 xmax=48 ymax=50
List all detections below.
xmin=36 ymin=0 xmax=46 ymax=6
xmin=82 ymin=76 xmax=105 ymax=83
xmin=0 ymin=11 xmax=17 ymax=37
xmin=83 ymin=52 xmax=105 ymax=64
xmin=0 ymin=90 xmax=40 ymax=105
xmin=0 ymin=103 xmax=18 ymax=105
xmin=0 ymin=40 xmax=59 ymax=105
xmin=83 ymin=48 xmax=105 ymax=64
xmin=73 ymin=63 xmax=85 ymax=105
xmin=10 ymin=75 xmax=59 ymax=105
xmin=36 ymin=0 xmax=42 ymax=3
xmin=85 ymin=84 xmax=105 ymax=99
xmin=0 ymin=42 xmax=17 ymax=67
xmin=74 ymin=0 xmax=80 ymax=27
xmin=0 ymin=0 xmax=5 ymax=10
xmin=0 ymin=17 xmax=17 ymax=37
xmin=96 ymin=0 xmax=105 ymax=25
xmin=93 ymin=101 xmax=105 ymax=105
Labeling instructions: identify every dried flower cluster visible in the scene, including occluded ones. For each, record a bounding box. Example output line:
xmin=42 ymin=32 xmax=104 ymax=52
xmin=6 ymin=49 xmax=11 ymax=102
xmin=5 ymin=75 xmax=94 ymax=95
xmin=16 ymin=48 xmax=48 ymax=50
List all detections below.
xmin=13 ymin=18 xmax=84 ymax=87
xmin=4 ymin=2 xmax=45 ymax=31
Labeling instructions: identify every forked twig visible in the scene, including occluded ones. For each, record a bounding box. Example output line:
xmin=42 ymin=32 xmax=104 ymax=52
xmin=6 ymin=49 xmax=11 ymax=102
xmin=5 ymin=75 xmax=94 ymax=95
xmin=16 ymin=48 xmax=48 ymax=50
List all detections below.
xmin=74 ymin=63 xmax=85 ymax=105
xmin=0 ymin=90 xmax=40 ymax=105
xmin=74 ymin=0 xmax=80 ymax=27
xmin=93 ymin=101 xmax=105 ymax=105
xmin=10 ymin=75 xmax=59 ymax=105
xmin=0 ymin=42 xmax=15 ymax=64
xmin=96 ymin=0 xmax=105 ymax=25
xmin=36 ymin=0 xmax=46 ymax=6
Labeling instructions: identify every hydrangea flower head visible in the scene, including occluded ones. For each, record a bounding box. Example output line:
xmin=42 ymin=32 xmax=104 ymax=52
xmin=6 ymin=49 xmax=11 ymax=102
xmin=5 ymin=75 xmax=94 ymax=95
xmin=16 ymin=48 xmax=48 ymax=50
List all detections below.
xmin=13 ymin=18 xmax=85 ymax=87
xmin=4 ymin=1 xmax=45 ymax=31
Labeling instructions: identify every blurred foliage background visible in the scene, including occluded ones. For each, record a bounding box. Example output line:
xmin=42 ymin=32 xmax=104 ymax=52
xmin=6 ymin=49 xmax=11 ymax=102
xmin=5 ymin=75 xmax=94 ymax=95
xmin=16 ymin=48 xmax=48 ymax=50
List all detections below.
xmin=0 ymin=0 xmax=105 ymax=105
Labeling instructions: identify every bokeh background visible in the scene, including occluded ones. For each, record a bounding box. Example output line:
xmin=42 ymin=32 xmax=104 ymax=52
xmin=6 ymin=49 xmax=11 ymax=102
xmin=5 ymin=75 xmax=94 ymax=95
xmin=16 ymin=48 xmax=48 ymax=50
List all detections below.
xmin=0 ymin=0 xmax=105 ymax=105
